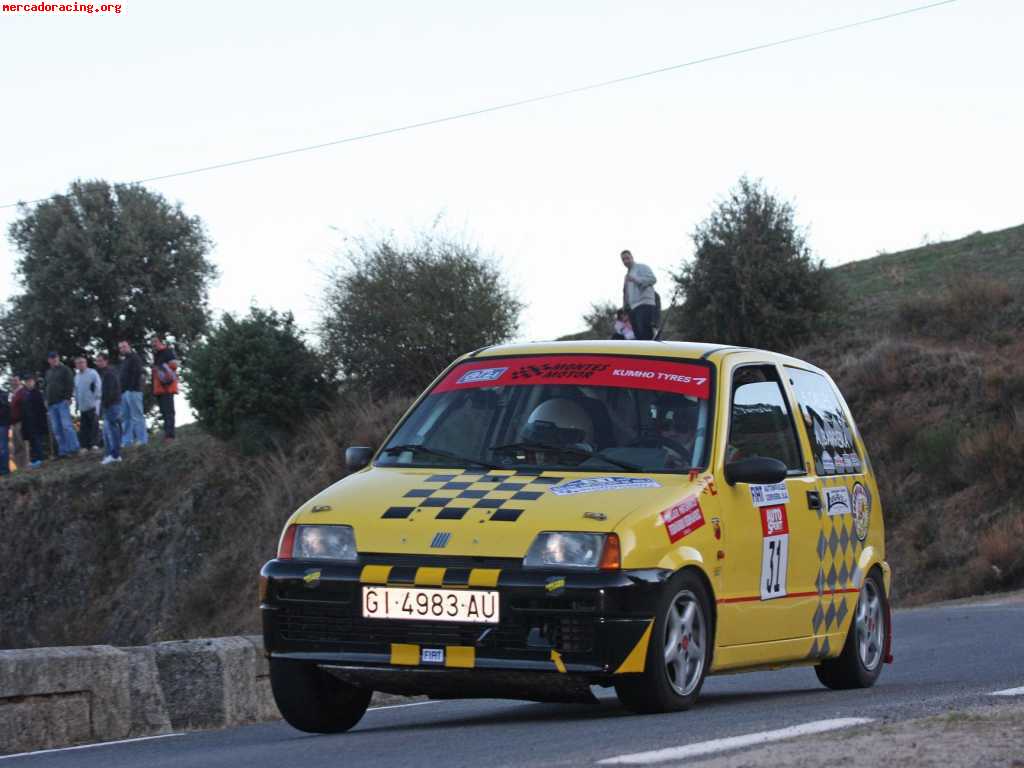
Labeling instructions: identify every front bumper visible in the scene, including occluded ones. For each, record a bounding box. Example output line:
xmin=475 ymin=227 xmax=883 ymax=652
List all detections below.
xmin=261 ymin=556 xmax=668 ymax=698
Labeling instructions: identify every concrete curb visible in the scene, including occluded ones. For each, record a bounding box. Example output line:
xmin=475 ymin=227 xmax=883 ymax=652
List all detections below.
xmin=0 ymin=635 xmax=409 ymax=755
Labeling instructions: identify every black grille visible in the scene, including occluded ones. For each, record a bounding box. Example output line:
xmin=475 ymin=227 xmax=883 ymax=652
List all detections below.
xmin=277 ymin=600 xmax=595 ymax=653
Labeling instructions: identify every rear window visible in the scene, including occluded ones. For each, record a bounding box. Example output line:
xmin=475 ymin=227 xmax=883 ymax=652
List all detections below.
xmin=785 ymin=367 xmax=862 ymax=476
xmin=378 ymin=354 xmax=713 ymax=474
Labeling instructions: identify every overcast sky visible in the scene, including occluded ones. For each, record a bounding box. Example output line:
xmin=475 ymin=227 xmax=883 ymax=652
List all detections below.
xmin=1 ymin=0 xmax=1021 ymax=344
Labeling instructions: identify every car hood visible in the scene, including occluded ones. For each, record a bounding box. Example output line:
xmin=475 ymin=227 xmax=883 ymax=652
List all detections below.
xmin=289 ymin=466 xmax=696 ymax=559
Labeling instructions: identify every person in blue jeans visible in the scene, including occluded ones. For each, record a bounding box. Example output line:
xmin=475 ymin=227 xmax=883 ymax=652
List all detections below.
xmin=117 ymin=340 xmax=148 ymax=446
xmin=44 ymin=352 xmax=80 ymax=457
xmin=96 ymin=354 xmax=123 ymax=464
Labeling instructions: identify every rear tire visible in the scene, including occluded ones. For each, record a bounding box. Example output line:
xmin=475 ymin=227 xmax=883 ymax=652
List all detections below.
xmin=815 ymin=569 xmax=888 ymax=690
xmin=270 ymin=658 xmax=372 ymax=733
xmin=615 ymin=569 xmax=713 ymax=713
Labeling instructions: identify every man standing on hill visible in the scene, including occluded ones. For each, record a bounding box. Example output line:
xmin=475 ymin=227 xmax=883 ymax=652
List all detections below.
xmin=117 ymin=340 xmax=148 ymax=447
xmin=74 ymin=356 xmax=102 ymax=451
xmin=96 ymin=354 xmax=123 ymax=465
xmin=45 ymin=352 xmax=80 ymax=457
xmin=151 ymin=336 xmax=178 ymax=441
xmin=620 ymin=250 xmax=658 ymax=341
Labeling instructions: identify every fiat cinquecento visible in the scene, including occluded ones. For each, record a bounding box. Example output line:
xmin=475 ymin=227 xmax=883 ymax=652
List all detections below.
xmin=260 ymin=341 xmax=892 ymax=733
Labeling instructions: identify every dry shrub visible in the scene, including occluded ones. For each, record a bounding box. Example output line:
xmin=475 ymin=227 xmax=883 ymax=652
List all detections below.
xmin=897 ymin=276 xmax=1013 ymax=339
xmin=976 ymin=512 xmax=1024 ymax=585
xmin=957 ymin=412 xmax=1024 ymax=491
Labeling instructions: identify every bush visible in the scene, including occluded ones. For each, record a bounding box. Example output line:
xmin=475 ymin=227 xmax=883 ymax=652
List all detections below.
xmin=189 ymin=306 xmax=334 ymax=445
xmin=671 ymin=176 xmax=828 ymax=351
xmin=319 ymin=233 xmax=522 ymax=394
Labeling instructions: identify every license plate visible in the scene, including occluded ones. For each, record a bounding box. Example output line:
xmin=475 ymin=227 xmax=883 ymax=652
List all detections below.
xmin=361 ymin=586 xmax=499 ymax=623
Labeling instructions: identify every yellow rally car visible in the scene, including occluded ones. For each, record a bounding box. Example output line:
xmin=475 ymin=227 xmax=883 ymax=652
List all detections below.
xmin=260 ymin=341 xmax=892 ymax=732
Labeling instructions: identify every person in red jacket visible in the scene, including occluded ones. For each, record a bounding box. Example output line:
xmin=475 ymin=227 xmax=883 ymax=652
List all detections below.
xmin=8 ymin=374 xmax=29 ymax=470
xmin=151 ymin=336 xmax=179 ymax=441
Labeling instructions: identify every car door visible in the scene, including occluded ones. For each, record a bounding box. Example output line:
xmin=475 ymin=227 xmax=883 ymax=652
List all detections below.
xmin=714 ymin=357 xmax=819 ymax=648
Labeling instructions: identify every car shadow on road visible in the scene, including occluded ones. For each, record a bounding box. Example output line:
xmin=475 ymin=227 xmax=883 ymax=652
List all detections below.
xmin=348 ymin=685 xmax=829 ymax=735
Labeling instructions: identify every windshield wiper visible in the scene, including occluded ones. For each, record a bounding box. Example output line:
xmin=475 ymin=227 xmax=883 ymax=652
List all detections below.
xmin=490 ymin=442 xmax=643 ymax=472
xmin=381 ymin=443 xmax=497 ymax=470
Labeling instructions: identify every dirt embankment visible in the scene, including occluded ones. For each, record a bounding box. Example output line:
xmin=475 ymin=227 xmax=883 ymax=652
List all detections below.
xmin=0 ymin=396 xmax=406 ymax=650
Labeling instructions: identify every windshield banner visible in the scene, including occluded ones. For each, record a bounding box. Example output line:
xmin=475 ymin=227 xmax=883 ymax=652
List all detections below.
xmin=434 ymin=355 xmax=711 ymax=398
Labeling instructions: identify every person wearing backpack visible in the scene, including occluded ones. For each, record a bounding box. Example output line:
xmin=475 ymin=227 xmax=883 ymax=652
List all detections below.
xmin=151 ymin=336 xmax=179 ymax=441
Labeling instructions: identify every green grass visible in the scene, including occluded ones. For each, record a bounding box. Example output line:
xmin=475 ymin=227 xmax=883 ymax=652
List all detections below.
xmin=829 ymin=223 xmax=1024 ymax=324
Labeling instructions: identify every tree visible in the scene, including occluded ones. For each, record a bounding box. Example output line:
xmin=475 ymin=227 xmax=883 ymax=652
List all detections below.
xmin=558 ymin=301 xmax=619 ymax=341
xmin=671 ymin=177 xmax=828 ymax=351
xmin=320 ymin=234 xmax=522 ymax=394
xmin=189 ymin=306 xmax=335 ymax=443
xmin=1 ymin=179 xmax=217 ymax=372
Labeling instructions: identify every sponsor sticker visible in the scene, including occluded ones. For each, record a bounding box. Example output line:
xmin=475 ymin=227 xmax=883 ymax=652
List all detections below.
xmin=456 ymin=366 xmax=507 ymax=385
xmin=750 ymin=482 xmax=789 ymax=507
xmin=660 ymin=495 xmax=705 ymax=543
xmin=434 ymin=355 xmax=711 ymax=398
xmin=760 ymin=504 xmax=790 ymax=537
xmin=825 ymin=487 xmax=851 ymax=517
xmin=421 ymin=648 xmax=445 ymax=664
xmin=821 ymin=450 xmax=835 ymax=475
xmin=550 ymin=476 xmax=661 ymax=496
xmin=852 ymin=483 xmax=870 ymax=541
xmin=760 ymin=505 xmax=789 ymax=600
xmin=545 ymin=577 xmax=566 ymax=594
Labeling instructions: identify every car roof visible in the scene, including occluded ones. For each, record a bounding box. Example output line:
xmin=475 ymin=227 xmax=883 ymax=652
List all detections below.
xmin=468 ymin=339 xmax=825 ymax=374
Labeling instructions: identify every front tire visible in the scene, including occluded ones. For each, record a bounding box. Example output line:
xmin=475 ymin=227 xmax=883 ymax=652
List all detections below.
xmin=270 ymin=658 xmax=372 ymax=733
xmin=615 ymin=569 xmax=713 ymax=713
xmin=815 ymin=569 xmax=888 ymax=690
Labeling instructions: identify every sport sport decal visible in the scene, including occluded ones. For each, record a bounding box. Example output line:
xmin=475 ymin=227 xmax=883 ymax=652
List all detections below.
xmin=825 ymin=487 xmax=851 ymax=517
xmin=660 ymin=495 xmax=705 ymax=543
xmin=750 ymin=482 xmax=788 ymax=507
xmin=852 ymin=483 xmax=871 ymax=541
xmin=549 ymin=476 xmax=661 ymax=496
xmin=760 ymin=504 xmax=789 ymax=600
xmin=434 ymin=355 xmax=711 ymax=398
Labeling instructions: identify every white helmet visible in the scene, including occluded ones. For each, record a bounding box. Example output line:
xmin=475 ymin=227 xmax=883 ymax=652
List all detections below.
xmin=522 ymin=398 xmax=594 ymax=445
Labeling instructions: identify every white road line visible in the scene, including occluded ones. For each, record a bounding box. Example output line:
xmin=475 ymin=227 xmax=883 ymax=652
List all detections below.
xmin=598 ymin=718 xmax=874 ymax=765
xmin=990 ymin=686 xmax=1024 ymax=697
xmin=367 ymin=699 xmax=442 ymax=712
xmin=0 ymin=733 xmax=183 ymax=761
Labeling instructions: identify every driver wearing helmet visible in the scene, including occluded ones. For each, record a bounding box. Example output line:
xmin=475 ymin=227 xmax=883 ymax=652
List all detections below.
xmin=521 ymin=398 xmax=596 ymax=453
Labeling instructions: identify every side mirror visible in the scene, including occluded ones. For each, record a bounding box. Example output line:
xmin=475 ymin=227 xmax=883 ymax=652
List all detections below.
xmin=724 ymin=457 xmax=788 ymax=486
xmin=345 ymin=446 xmax=374 ymax=473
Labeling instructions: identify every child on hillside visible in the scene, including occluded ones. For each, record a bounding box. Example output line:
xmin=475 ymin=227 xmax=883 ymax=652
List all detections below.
xmin=612 ymin=309 xmax=635 ymax=340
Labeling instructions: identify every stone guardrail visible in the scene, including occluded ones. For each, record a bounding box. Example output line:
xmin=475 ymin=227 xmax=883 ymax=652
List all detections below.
xmin=0 ymin=636 xmax=409 ymax=755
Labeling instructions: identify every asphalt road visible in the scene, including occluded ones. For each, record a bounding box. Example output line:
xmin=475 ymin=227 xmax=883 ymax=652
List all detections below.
xmin=7 ymin=597 xmax=1024 ymax=767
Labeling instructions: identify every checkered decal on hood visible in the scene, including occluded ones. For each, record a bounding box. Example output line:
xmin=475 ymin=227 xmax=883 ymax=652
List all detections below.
xmin=381 ymin=470 xmax=566 ymax=523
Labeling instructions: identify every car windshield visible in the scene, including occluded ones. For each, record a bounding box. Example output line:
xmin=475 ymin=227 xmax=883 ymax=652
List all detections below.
xmin=377 ymin=354 xmax=713 ymax=473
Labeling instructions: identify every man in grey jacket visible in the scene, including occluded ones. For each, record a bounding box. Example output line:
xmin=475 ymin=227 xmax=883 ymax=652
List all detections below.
xmin=74 ymin=356 xmax=102 ymax=451
xmin=620 ymin=250 xmax=658 ymax=340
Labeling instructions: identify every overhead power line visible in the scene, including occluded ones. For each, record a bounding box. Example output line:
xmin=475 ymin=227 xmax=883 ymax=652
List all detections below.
xmin=1 ymin=0 xmax=959 ymax=210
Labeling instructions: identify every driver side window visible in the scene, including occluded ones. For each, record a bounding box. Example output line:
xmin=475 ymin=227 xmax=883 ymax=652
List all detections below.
xmin=728 ymin=365 xmax=803 ymax=471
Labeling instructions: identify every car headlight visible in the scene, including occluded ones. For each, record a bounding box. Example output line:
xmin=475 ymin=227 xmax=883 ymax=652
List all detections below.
xmin=278 ymin=524 xmax=358 ymax=561
xmin=523 ymin=532 xmax=620 ymax=570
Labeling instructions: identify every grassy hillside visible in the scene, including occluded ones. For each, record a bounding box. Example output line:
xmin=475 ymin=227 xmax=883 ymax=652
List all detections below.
xmin=830 ymin=224 xmax=1024 ymax=328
